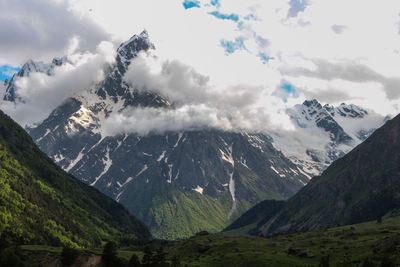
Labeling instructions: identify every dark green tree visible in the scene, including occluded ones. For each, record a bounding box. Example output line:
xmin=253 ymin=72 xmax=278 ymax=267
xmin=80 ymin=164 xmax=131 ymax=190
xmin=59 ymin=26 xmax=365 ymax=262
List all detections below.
xmin=319 ymin=255 xmax=330 ymax=267
xmin=128 ymin=253 xmax=142 ymax=267
xmin=0 ymin=232 xmax=10 ymax=253
xmin=142 ymin=246 xmax=153 ymax=267
xmin=380 ymin=257 xmax=395 ymax=267
xmin=360 ymin=258 xmax=376 ymax=267
xmin=102 ymin=241 xmax=118 ymax=267
xmin=336 ymin=256 xmax=353 ymax=267
xmin=60 ymin=247 xmax=79 ymax=266
xmin=0 ymin=228 xmax=19 ymax=252
xmin=171 ymin=255 xmax=180 ymax=267
xmin=0 ymin=248 xmax=24 ymax=267
xmin=153 ymin=246 xmax=168 ymax=267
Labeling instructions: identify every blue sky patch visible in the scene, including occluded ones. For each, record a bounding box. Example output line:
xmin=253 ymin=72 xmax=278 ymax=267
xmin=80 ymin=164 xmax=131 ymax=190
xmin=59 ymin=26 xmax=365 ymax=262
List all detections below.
xmin=288 ymin=0 xmax=308 ymax=18
xmin=277 ymin=82 xmax=298 ymax=102
xmin=220 ymin=37 xmax=246 ymax=54
xmin=208 ymin=11 xmax=239 ymax=22
xmin=183 ymin=0 xmax=201 ymax=9
xmin=258 ymin=53 xmax=273 ymax=63
xmin=281 ymin=82 xmax=297 ymax=94
xmin=210 ymin=0 xmax=220 ymax=7
xmin=0 ymin=65 xmax=20 ymax=82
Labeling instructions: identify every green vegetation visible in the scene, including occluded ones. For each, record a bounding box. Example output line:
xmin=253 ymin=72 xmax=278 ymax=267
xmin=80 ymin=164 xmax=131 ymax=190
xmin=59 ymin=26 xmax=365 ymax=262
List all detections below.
xmin=110 ymin=130 xmax=301 ymax=240
xmin=140 ymin=189 xmax=234 ymax=240
xmin=127 ymin=181 xmax=280 ymax=240
xmin=15 ymin=214 xmax=400 ymax=266
xmin=163 ymin=215 xmax=400 ymax=266
xmin=223 ymin=199 xmax=285 ymax=235
xmin=0 ymin=110 xmax=150 ymax=248
xmin=102 ymin=241 xmax=126 ymax=266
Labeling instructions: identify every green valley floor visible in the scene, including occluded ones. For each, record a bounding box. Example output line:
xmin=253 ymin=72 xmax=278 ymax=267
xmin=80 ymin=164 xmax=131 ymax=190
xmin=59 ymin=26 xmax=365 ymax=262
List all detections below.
xmin=7 ymin=213 xmax=400 ymax=267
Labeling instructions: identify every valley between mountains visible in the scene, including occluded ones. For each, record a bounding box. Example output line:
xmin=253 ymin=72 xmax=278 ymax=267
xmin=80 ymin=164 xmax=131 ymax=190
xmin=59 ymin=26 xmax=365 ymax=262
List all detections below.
xmin=3 ymin=31 xmax=387 ymax=240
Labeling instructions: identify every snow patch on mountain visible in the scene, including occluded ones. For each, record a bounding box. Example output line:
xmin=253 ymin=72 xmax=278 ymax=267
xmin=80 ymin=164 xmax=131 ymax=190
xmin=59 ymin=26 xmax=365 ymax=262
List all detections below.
xmin=36 ymin=129 xmax=51 ymax=142
xmin=193 ymin=186 xmax=204 ymax=195
xmin=271 ymin=99 xmax=386 ymax=176
xmin=136 ymin=164 xmax=148 ymax=177
xmin=221 ymin=144 xmax=236 ymax=218
xmin=157 ymin=150 xmax=166 ymax=162
xmin=167 ymin=164 xmax=173 ymax=183
xmin=65 ymin=147 xmax=85 ymax=172
xmin=91 ymin=147 xmax=112 ymax=186
xmin=174 ymin=133 xmax=183 ymax=148
xmin=121 ymin=177 xmax=134 ymax=187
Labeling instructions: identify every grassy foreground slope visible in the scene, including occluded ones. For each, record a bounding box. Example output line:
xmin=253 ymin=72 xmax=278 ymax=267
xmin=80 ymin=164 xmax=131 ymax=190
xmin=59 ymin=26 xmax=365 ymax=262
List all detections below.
xmin=0 ymin=110 xmax=150 ymax=248
xmin=166 ymin=213 xmax=400 ymax=266
xmin=18 ymin=213 xmax=400 ymax=266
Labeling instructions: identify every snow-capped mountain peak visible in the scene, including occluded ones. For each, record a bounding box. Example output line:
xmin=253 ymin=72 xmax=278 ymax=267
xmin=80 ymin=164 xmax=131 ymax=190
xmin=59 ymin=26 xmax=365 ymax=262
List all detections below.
xmin=19 ymin=57 xmax=67 ymax=77
xmin=116 ymin=30 xmax=154 ymax=73
xmin=271 ymin=99 xmax=386 ymax=176
xmin=288 ymin=99 xmax=352 ymax=146
xmin=334 ymin=103 xmax=368 ymax=118
xmin=303 ymin=99 xmax=322 ymax=109
xmin=117 ymin=30 xmax=150 ymax=53
xmin=3 ymin=57 xmax=68 ymax=102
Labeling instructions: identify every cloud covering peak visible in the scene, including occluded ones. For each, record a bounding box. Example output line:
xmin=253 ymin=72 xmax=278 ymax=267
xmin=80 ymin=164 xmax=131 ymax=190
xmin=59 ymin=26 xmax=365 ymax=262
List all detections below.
xmin=1 ymin=41 xmax=116 ymax=126
xmin=98 ymin=51 xmax=292 ymax=136
xmin=1 ymin=0 xmax=400 ymax=131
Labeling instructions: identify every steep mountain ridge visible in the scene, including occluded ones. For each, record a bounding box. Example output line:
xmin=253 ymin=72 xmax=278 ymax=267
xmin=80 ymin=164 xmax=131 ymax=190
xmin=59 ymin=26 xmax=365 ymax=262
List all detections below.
xmin=227 ymin=113 xmax=400 ymax=236
xmin=0 ymin=109 xmax=150 ymax=247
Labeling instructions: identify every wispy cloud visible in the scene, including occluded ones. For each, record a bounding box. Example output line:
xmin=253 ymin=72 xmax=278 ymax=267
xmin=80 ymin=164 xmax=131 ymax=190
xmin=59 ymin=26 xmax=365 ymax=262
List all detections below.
xmin=112 ymin=51 xmax=293 ymax=135
xmin=0 ymin=0 xmax=108 ymax=65
xmin=331 ymin=25 xmax=347 ymax=34
xmin=287 ymin=0 xmax=309 ymax=18
xmin=2 ymin=0 xmax=400 ymax=128
xmin=1 ymin=41 xmax=116 ymax=126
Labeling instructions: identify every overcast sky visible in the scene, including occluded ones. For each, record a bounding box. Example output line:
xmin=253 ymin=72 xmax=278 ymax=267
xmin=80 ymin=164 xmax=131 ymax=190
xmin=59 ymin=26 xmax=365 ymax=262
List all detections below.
xmin=1 ymin=0 xmax=400 ymax=128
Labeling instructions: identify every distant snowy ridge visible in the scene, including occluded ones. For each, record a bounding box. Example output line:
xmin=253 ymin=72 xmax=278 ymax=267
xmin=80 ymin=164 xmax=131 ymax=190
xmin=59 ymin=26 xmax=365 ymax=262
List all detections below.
xmin=3 ymin=57 xmax=68 ymax=102
xmin=272 ymin=99 xmax=386 ymax=175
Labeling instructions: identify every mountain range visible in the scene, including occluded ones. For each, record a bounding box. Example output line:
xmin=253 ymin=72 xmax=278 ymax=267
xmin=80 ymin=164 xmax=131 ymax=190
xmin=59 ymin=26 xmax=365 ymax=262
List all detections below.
xmin=226 ymin=112 xmax=400 ymax=237
xmin=2 ymin=31 xmax=387 ymax=239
